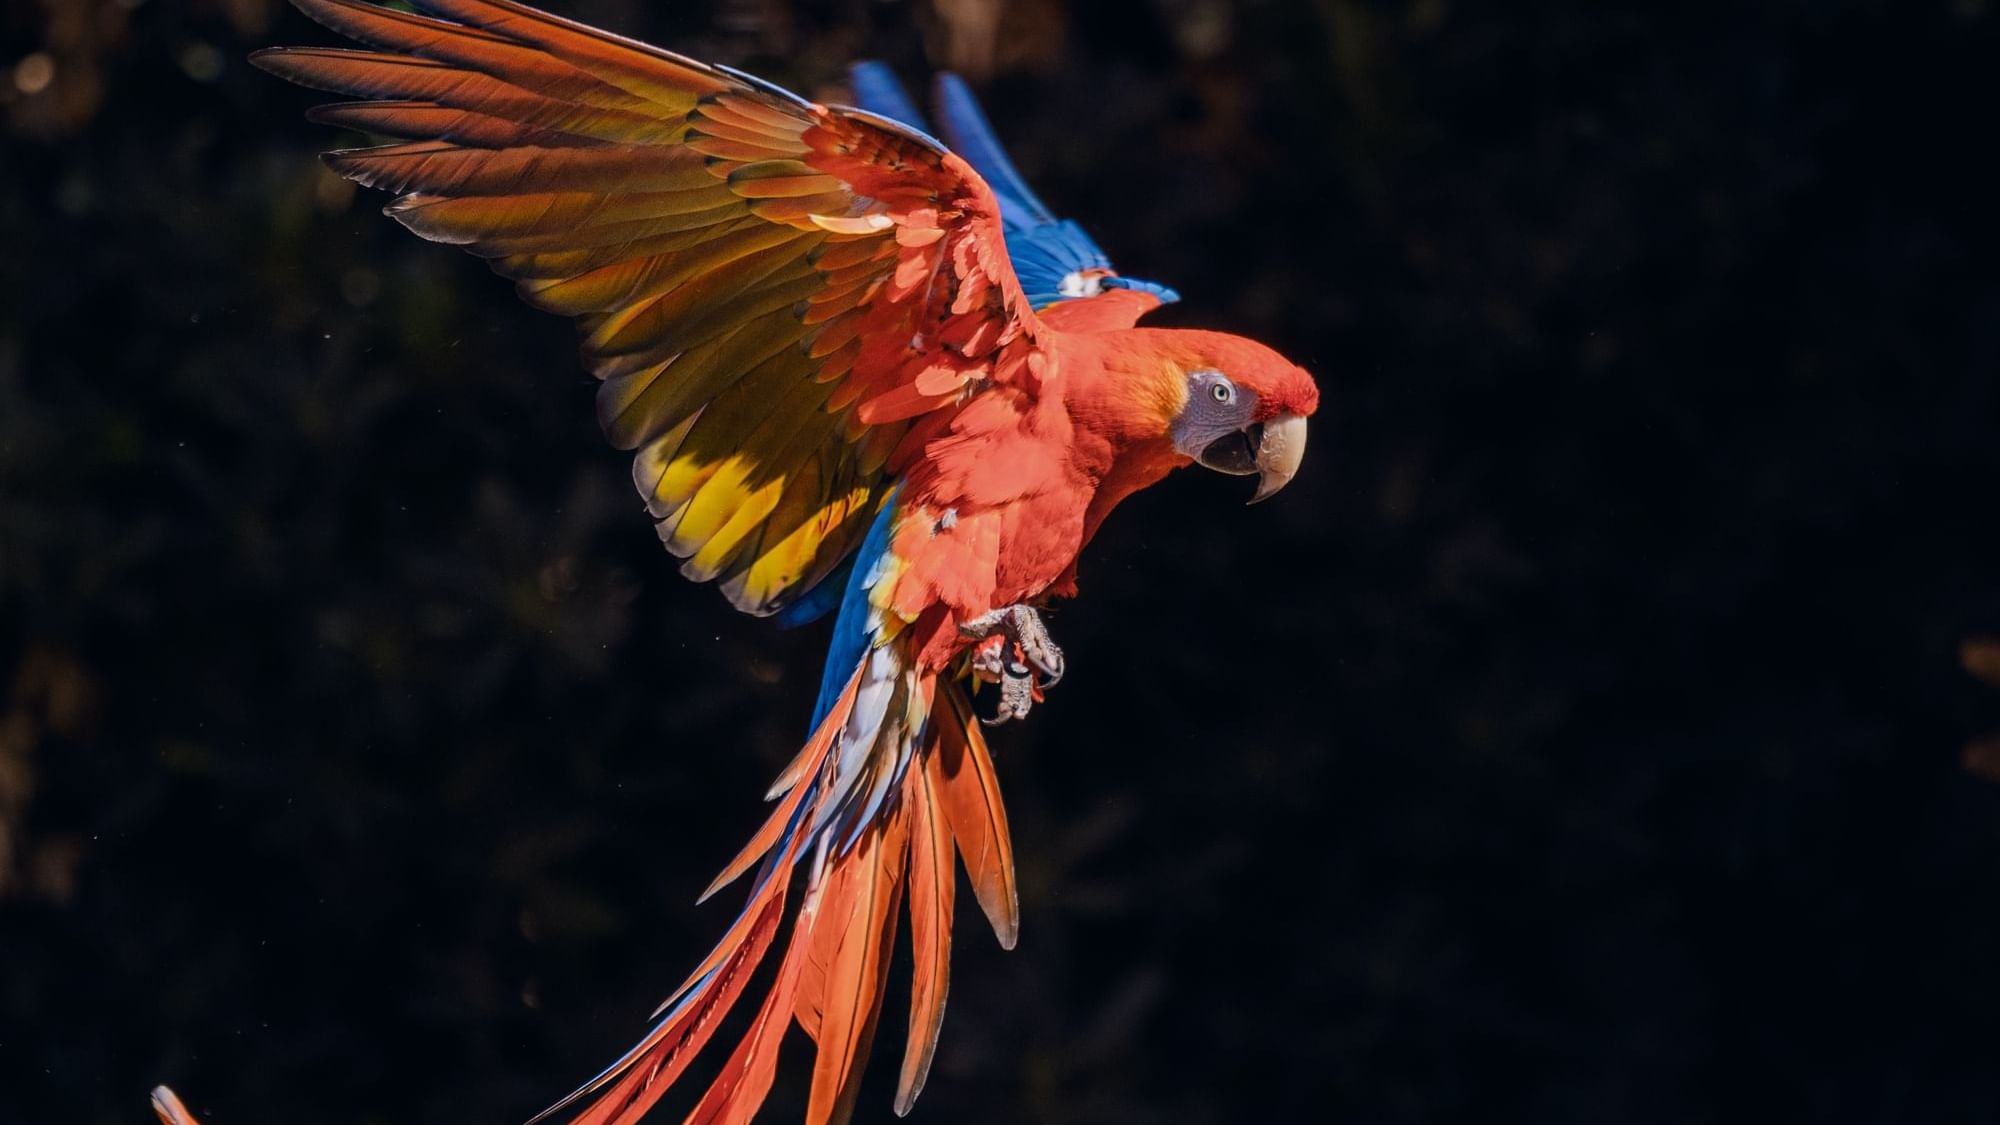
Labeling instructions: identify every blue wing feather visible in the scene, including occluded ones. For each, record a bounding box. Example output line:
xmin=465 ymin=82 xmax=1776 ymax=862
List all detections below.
xmin=931 ymin=73 xmax=1056 ymax=227
xmin=846 ymin=62 xmax=1179 ymax=313
xmin=808 ymin=489 xmax=901 ymax=729
xmin=773 ymin=557 xmax=851 ymax=629
xmin=1005 ymin=219 xmax=1113 ymax=309
xmin=847 ymin=62 xmax=929 ymax=140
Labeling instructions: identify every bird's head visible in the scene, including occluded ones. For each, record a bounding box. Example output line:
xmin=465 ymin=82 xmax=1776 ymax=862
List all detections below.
xmin=1151 ymin=331 xmax=1320 ymax=504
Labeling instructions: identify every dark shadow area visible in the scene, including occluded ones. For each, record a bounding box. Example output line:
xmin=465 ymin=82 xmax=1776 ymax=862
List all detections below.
xmin=3 ymin=1 xmax=1996 ymax=1122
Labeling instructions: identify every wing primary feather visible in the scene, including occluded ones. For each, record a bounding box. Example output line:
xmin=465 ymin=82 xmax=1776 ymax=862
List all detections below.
xmin=414 ymin=0 xmax=738 ymax=110
xmin=846 ymin=62 xmax=929 ymax=135
xmin=305 ymin=100 xmax=582 ymax=146
xmin=930 ymin=72 xmax=1053 ymax=224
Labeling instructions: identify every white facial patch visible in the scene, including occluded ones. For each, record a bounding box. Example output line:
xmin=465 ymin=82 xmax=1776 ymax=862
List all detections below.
xmin=1058 ymin=270 xmax=1105 ymax=298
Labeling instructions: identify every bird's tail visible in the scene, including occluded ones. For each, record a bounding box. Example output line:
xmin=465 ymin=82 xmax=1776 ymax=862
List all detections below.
xmin=534 ymin=646 xmax=1018 ymax=1125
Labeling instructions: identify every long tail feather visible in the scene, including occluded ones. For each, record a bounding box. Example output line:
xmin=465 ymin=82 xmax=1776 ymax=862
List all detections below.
xmin=895 ymin=761 xmax=955 ymax=1115
xmin=804 ymin=806 xmax=909 ymax=1125
xmin=682 ymin=897 xmax=815 ymax=1125
xmin=539 ymin=835 xmax=798 ymax=1125
xmin=538 ymin=650 xmax=1018 ymax=1125
xmin=698 ymin=665 xmax=863 ymax=906
xmin=931 ymin=682 xmax=1019 ymax=949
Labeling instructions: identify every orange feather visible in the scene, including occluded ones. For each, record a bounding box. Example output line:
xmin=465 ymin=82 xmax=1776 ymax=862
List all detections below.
xmin=700 ymin=666 xmax=862 ymax=903
xmin=552 ymin=884 xmax=787 ymax=1125
xmin=306 ymin=99 xmax=583 ymax=146
xmin=413 ymin=0 xmax=730 ymax=107
xmin=806 ymin=809 xmax=911 ymax=1125
xmin=896 ymin=757 xmax=955 ymax=1114
xmin=930 ymin=681 xmax=1019 ymax=949
xmin=149 ymin=1088 xmax=202 ymax=1125
xmin=682 ymin=910 xmax=812 ymax=1125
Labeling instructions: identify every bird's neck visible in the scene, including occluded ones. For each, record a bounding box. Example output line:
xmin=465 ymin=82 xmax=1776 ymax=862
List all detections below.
xmin=1051 ymin=329 xmax=1192 ymax=552
xmin=1055 ymin=328 xmax=1186 ymax=454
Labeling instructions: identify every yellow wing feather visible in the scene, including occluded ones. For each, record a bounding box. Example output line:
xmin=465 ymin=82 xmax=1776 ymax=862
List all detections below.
xmin=257 ymin=0 xmax=1043 ymax=615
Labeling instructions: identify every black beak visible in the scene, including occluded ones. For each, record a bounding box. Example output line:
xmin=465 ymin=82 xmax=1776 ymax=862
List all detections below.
xmin=1196 ymin=423 xmax=1262 ymax=476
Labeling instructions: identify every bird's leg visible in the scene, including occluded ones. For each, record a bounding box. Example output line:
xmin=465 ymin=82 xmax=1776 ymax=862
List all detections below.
xmin=962 ymin=605 xmax=1065 ymax=687
xmin=960 ymin=604 xmax=1065 ymax=725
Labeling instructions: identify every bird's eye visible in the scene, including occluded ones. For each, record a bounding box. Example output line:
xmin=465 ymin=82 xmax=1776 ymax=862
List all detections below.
xmin=1210 ymin=381 xmax=1235 ymax=404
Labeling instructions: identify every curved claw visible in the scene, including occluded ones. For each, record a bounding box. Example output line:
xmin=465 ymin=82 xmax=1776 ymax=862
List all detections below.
xmin=960 ymin=604 xmax=1063 ymax=723
xmin=981 ymin=667 xmax=1038 ymax=726
xmin=1038 ymin=648 xmax=1064 ymax=689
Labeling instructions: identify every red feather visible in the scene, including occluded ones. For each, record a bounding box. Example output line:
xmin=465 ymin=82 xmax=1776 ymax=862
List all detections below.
xmin=805 ymin=809 xmax=911 ymax=1125
xmin=681 ymin=902 xmax=813 ymax=1125
xmin=930 ymin=681 xmax=1019 ymax=949
xmin=698 ymin=666 xmax=863 ymax=905
xmin=896 ymin=757 xmax=956 ymax=1114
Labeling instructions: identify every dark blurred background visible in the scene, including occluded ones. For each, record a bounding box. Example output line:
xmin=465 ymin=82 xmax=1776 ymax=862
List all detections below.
xmin=4 ymin=1 xmax=1998 ymax=1122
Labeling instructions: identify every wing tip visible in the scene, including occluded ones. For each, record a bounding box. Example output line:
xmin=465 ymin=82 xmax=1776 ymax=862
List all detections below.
xmin=244 ymin=44 xmax=320 ymax=84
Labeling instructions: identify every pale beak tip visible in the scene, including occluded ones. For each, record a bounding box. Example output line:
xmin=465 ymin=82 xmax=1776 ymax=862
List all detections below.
xmin=1247 ymin=413 xmax=1308 ymax=504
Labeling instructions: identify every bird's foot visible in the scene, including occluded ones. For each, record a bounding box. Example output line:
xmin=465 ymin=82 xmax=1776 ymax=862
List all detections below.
xmin=960 ymin=604 xmax=1064 ymax=725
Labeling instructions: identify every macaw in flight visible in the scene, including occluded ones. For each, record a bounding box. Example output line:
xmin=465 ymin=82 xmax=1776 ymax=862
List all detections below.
xmin=255 ymin=3 xmax=1320 ymax=1124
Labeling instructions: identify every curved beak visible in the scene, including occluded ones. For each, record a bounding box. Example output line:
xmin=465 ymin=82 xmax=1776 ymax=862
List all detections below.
xmin=1192 ymin=413 xmax=1310 ymax=503
xmin=1248 ymin=412 xmax=1308 ymax=504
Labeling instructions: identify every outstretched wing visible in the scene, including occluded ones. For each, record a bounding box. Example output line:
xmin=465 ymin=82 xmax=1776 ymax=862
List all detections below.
xmin=255 ymin=0 xmax=1048 ymax=617
xmin=849 ymin=62 xmax=1181 ymax=314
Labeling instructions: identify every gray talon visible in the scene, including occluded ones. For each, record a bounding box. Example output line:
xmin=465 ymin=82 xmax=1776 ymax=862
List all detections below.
xmin=961 ymin=604 xmax=1065 ymax=723
xmin=984 ymin=672 xmax=1038 ymax=726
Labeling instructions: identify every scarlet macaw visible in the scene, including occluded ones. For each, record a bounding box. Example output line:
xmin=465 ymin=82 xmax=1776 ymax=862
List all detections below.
xmin=255 ymin=3 xmax=1320 ymax=1124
